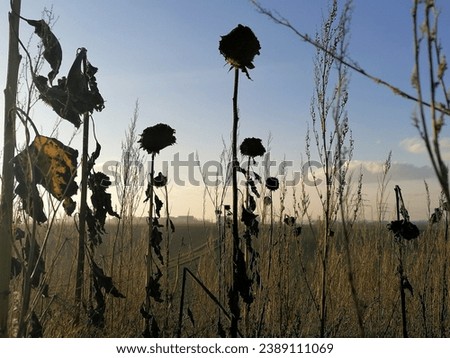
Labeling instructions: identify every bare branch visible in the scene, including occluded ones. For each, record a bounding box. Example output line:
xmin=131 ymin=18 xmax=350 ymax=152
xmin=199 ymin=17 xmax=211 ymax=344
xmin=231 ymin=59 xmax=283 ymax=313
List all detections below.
xmin=250 ymin=0 xmax=450 ymax=116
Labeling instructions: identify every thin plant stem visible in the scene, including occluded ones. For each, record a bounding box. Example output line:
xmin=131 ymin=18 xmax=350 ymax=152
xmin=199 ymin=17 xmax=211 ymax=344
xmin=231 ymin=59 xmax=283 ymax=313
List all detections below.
xmin=230 ymin=67 xmax=240 ymax=338
xmin=75 ymin=111 xmax=90 ymax=323
xmin=164 ymin=184 xmax=171 ymax=334
xmin=144 ymin=152 xmax=155 ymax=332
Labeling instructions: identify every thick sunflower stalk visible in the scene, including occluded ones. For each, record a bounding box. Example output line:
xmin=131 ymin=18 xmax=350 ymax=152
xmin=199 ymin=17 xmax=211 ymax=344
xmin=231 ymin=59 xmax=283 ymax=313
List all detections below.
xmin=0 ymin=0 xmax=21 ymax=337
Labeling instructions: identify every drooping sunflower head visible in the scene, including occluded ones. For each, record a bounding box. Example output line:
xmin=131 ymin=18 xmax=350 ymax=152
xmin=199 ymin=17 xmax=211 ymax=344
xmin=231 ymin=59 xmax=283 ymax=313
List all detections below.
xmin=152 ymin=172 xmax=168 ymax=187
xmin=219 ymin=24 xmax=261 ymax=79
xmin=239 ymin=137 xmax=266 ymax=158
xmin=265 ymin=177 xmax=279 ymax=191
xmin=138 ymin=123 xmax=176 ymax=155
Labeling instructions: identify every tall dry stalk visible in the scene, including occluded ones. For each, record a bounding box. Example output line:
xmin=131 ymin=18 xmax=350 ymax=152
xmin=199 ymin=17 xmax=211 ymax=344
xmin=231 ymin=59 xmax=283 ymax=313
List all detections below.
xmin=0 ymin=0 xmax=21 ymax=338
xmin=305 ymin=0 xmax=361 ymax=337
xmin=74 ymin=110 xmax=89 ymax=323
xmin=411 ymin=0 xmax=450 ymax=204
xmin=411 ymin=0 xmax=450 ymax=336
xmin=230 ymin=67 xmax=241 ymax=337
xmin=111 ymin=101 xmax=144 ymax=293
xmin=375 ymin=151 xmax=392 ymax=327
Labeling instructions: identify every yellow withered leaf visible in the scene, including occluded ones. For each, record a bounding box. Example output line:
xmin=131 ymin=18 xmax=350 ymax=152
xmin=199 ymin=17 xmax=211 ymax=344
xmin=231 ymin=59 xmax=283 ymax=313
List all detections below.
xmin=13 ymin=135 xmax=79 ymax=221
xmin=32 ymin=136 xmax=78 ymax=200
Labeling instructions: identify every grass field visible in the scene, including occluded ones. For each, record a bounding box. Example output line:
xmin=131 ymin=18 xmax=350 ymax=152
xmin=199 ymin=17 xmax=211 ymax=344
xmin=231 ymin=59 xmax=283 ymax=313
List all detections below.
xmin=8 ymin=214 xmax=450 ymax=338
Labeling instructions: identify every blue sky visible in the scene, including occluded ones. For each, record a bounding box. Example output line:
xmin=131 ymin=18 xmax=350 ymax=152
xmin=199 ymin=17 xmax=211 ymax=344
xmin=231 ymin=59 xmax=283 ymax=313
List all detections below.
xmin=1 ymin=0 xmax=450 ymax=220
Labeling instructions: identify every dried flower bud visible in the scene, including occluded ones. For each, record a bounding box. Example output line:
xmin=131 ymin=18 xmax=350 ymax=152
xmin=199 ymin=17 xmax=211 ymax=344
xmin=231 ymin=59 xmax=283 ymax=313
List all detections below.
xmin=153 ymin=172 xmax=167 ymax=187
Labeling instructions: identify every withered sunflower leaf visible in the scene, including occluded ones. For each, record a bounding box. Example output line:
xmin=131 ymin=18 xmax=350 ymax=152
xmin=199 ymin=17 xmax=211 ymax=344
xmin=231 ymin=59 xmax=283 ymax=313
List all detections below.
xmin=25 ymin=236 xmax=46 ymax=290
xmin=151 ymin=227 xmax=164 ymax=265
xmin=247 ymin=179 xmax=260 ymax=198
xmin=168 ymin=218 xmax=175 ymax=233
xmin=91 ymin=260 xmax=125 ymax=298
xmin=88 ymin=276 xmax=106 ymax=328
xmin=24 ymin=18 xmax=62 ymax=84
xmin=237 ymin=167 xmax=247 ymax=176
xmin=87 ymin=141 xmax=101 ymax=173
xmin=155 ymin=194 xmax=163 ymax=218
xmin=87 ymin=172 xmax=120 ymax=245
xmin=10 ymin=257 xmax=22 ymax=279
xmin=241 ymin=205 xmax=257 ymax=227
xmin=13 ymin=135 xmax=79 ymax=220
xmin=27 ymin=311 xmax=43 ymax=338
xmin=146 ymin=268 xmax=163 ymax=303
xmin=86 ymin=207 xmax=102 ymax=246
xmin=248 ymin=194 xmax=257 ymax=212
xmin=33 ymin=76 xmax=82 ymax=128
xmin=14 ymin=183 xmax=47 ymax=223
xmin=66 ymin=49 xmax=105 ymax=115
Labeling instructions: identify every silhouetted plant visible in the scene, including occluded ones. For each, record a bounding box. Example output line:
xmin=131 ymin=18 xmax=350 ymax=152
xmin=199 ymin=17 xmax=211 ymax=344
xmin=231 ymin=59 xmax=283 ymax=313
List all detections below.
xmin=6 ymin=11 xmax=123 ymax=335
xmin=220 ymin=24 xmax=260 ymax=337
xmin=264 ymin=176 xmax=279 ymax=287
xmin=387 ymin=185 xmax=419 ymax=337
xmin=139 ymin=123 xmax=176 ymax=337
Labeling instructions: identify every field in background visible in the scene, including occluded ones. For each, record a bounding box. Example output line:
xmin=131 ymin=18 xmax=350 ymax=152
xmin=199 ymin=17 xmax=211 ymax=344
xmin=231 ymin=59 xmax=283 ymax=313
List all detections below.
xmin=9 ymin=216 xmax=450 ymax=338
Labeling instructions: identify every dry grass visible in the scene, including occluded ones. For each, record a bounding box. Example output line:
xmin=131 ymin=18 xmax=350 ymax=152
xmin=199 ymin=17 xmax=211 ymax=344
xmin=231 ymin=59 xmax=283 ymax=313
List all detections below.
xmin=8 ymin=215 xmax=450 ymax=338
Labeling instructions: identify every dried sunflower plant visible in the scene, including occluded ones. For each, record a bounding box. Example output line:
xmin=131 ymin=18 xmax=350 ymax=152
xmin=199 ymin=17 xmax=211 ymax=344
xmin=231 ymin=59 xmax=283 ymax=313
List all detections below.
xmin=138 ymin=123 xmax=176 ymax=337
xmin=387 ymin=185 xmax=420 ymax=337
xmin=219 ymin=24 xmax=261 ymax=337
xmin=1 ymin=4 xmax=124 ymax=337
xmin=239 ymin=137 xmax=265 ymax=281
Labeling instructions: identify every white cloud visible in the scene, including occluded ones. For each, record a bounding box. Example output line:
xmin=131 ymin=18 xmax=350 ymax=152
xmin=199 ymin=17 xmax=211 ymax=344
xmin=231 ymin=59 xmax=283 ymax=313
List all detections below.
xmin=348 ymin=160 xmax=435 ymax=183
xmin=399 ymin=137 xmax=426 ymax=154
xmin=399 ymin=136 xmax=450 ymax=160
